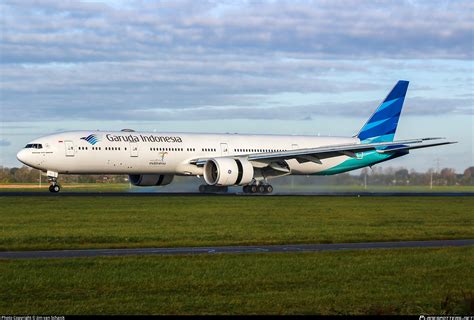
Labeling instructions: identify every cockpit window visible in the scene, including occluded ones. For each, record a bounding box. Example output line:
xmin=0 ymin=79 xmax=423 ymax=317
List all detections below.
xmin=25 ymin=143 xmax=43 ymax=149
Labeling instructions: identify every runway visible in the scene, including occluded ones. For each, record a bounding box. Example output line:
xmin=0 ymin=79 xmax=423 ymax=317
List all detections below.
xmin=1 ymin=191 xmax=473 ymax=197
xmin=1 ymin=239 xmax=473 ymax=259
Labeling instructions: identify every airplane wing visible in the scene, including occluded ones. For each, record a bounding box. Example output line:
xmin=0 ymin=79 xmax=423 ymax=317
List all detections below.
xmin=190 ymin=138 xmax=456 ymax=167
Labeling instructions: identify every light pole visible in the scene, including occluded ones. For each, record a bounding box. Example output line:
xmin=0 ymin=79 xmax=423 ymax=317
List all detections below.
xmin=430 ymin=169 xmax=433 ymax=190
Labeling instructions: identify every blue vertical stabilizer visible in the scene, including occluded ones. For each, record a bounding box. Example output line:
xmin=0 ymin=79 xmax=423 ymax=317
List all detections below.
xmin=357 ymin=80 xmax=409 ymax=143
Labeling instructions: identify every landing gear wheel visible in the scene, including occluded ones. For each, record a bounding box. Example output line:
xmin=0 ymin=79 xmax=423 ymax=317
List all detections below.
xmin=243 ymin=185 xmax=250 ymax=193
xmin=264 ymin=185 xmax=273 ymax=194
xmin=258 ymin=185 xmax=265 ymax=193
xmin=49 ymin=184 xmax=60 ymax=193
xmin=250 ymin=185 xmax=258 ymax=193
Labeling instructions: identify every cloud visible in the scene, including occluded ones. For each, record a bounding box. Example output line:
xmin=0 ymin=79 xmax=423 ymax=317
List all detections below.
xmin=0 ymin=0 xmax=472 ymax=123
xmin=4 ymin=95 xmax=463 ymax=123
xmin=0 ymin=139 xmax=12 ymax=147
xmin=1 ymin=0 xmax=472 ymax=64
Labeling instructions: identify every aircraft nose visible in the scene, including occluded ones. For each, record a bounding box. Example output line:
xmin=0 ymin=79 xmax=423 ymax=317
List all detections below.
xmin=16 ymin=149 xmax=30 ymax=165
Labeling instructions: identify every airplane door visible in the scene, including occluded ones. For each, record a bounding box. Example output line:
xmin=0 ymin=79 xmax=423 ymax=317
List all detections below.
xmin=130 ymin=143 xmax=138 ymax=157
xmin=65 ymin=141 xmax=75 ymax=157
xmin=220 ymin=143 xmax=229 ymax=156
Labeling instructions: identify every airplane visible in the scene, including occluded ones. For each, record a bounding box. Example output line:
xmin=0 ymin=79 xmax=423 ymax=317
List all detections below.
xmin=16 ymin=80 xmax=456 ymax=193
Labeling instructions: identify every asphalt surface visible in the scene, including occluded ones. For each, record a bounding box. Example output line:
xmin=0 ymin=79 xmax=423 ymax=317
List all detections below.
xmin=1 ymin=239 xmax=473 ymax=259
xmin=0 ymin=191 xmax=473 ymax=196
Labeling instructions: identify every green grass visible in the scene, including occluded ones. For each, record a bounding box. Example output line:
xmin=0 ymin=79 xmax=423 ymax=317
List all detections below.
xmin=279 ymin=184 xmax=474 ymax=193
xmin=1 ymin=196 xmax=473 ymax=251
xmin=1 ymin=183 xmax=473 ymax=193
xmin=0 ymin=247 xmax=472 ymax=315
xmin=0 ymin=183 xmax=129 ymax=192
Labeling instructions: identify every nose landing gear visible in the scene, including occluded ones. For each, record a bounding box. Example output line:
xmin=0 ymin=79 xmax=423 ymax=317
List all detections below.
xmin=47 ymin=171 xmax=61 ymax=193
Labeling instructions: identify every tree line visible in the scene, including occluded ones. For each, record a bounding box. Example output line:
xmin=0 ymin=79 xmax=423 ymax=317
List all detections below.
xmin=1 ymin=165 xmax=473 ymax=186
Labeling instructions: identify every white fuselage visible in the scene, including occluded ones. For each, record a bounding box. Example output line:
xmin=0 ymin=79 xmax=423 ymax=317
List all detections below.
xmin=17 ymin=130 xmax=358 ymax=176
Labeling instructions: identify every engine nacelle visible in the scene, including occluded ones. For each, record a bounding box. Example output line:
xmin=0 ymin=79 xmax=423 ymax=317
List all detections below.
xmin=129 ymin=174 xmax=174 ymax=186
xmin=204 ymin=158 xmax=254 ymax=186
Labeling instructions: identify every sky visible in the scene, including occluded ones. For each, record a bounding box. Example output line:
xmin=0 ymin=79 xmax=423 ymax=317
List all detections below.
xmin=0 ymin=0 xmax=473 ymax=172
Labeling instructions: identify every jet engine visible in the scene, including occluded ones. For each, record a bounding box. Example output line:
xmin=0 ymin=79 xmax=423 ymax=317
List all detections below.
xmin=203 ymin=158 xmax=254 ymax=186
xmin=129 ymin=174 xmax=174 ymax=186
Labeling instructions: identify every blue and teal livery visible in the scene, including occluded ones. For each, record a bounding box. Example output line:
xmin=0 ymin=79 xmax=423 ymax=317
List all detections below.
xmin=316 ymin=81 xmax=410 ymax=175
xmin=357 ymin=80 xmax=409 ymax=143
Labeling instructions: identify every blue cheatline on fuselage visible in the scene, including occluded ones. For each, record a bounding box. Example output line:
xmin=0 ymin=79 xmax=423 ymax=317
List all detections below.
xmin=314 ymin=150 xmax=408 ymax=175
xmin=357 ymin=80 xmax=409 ymax=143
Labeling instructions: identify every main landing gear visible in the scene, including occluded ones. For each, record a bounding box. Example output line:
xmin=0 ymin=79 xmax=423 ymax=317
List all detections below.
xmin=242 ymin=184 xmax=273 ymax=194
xmin=47 ymin=171 xmax=61 ymax=193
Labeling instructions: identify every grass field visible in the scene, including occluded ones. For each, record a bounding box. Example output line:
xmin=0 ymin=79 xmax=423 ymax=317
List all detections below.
xmin=0 ymin=183 xmax=130 ymax=192
xmin=0 ymin=196 xmax=473 ymax=251
xmin=1 ymin=247 xmax=472 ymax=315
xmin=1 ymin=183 xmax=473 ymax=193
xmin=1 ymin=195 xmax=472 ymax=315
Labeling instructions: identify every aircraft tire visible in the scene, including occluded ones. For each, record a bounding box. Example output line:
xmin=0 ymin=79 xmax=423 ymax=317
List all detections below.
xmin=49 ymin=184 xmax=60 ymax=193
xmin=265 ymin=185 xmax=273 ymax=194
